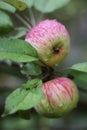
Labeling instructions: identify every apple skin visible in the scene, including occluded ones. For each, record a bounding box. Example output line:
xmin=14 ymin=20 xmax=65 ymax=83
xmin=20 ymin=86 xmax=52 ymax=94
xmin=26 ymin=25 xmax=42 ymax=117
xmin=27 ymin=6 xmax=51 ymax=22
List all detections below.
xmin=35 ymin=77 xmax=79 ymax=118
xmin=25 ymin=19 xmax=70 ymax=66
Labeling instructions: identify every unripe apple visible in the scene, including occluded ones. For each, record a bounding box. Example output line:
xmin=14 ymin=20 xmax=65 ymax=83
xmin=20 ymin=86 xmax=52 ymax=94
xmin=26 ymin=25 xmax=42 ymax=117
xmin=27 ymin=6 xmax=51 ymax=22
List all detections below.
xmin=35 ymin=77 xmax=79 ymax=118
xmin=25 ymin=19 xmax=70 ymax=66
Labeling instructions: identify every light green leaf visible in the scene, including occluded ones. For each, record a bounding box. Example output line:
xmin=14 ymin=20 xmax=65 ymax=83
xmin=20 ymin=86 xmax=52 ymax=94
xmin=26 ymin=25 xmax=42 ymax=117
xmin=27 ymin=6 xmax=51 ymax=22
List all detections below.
xmin=21 ymin=0 xmax=34 ymax=7
xmin=2 ymin=79 xmax=43 ymax=117
xmin=71 ymin=62 xmax=87 ymax=73
xmin=0 ymin=10 xmax=14 ymax=35
xmin=70 ymin=62 xmax=87 ymax=88
xmin=0 ymin=52 xmax=37 ymax=62
xmin=0 ymin=38 xmax=37 ymax=57
xmin=34 ymin=0 xmax=70 ymax=13
xmin=69 ymin=62 xmax=87 ymax=88
xmin=70 ymin=70 xmax=87 ymax=89
xmin=2 ymin=0 xmax=27 ymax=11
xmin=0 ymin=38 xmax=38 ymax=62
xmin=0 ymin=1 xmax=16 ymax=13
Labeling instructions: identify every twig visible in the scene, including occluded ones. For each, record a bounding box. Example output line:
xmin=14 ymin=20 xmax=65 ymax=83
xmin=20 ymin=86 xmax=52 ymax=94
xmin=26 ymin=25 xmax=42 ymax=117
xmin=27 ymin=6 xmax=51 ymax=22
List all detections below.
xmin=15 ymin=13 xmax=32 ymax=29
xmin=29 ymin=8 xmax=36 ymax=26
xmin=41 ymin=72 xmax=50 ymax=80
xmin=79 ymin=87 xmax=87 ymax=93
xmin=37 ymin=12 xmax=44 ymax=23
xmin=20 ymin=12 xmax=33 ymax=27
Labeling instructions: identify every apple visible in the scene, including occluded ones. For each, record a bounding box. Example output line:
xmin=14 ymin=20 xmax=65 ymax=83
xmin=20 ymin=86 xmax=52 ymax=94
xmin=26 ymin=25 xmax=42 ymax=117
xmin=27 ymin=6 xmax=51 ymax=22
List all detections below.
xmin=25 ymin=19 xmax=70 ymax=66
xmin=35 ymin=77 xmax=79 ymax=118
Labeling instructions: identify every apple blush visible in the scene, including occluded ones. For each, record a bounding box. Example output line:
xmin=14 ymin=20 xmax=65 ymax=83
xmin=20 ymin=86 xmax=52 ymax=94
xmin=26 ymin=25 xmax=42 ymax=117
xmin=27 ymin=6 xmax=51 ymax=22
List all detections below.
xmin=35 ymin=77 xmax=79 ymax=118
xmin=25 ymin=19 xmax=70 ymax=66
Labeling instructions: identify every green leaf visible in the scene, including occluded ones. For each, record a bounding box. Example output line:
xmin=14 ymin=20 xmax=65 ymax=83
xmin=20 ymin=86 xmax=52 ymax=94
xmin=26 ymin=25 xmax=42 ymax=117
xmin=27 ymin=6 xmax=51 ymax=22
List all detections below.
xmin=0 ymin=1 xmax=16 ymax=13
xmin=0 ymin=10 xmax=14 ymax=35
xmin=0 ymin=38 xmax=37 ymax=57
xmin=2 ymin=79 xmax=43 ymax=117
xmin=21 ymin=63 xmax=42 ymax=76
xmin=0 ymin=38 xmax=38 ymax=62
xmin=21 ymin=0 xmax=34 ymax=7
xmin=71 ymin=62 xmax=87 ymax=73
xmin=69 ymin=62 xmax=87 ymax=88
xmin=0 ymin=52 xmax=37 ymax=62
xmin=34 ymin=0 xmax=70 ymax=13
xmin=2 ymin=0 xmax=27 ymax=11
xmin=70 ymin=70 xmax=87 ymax=89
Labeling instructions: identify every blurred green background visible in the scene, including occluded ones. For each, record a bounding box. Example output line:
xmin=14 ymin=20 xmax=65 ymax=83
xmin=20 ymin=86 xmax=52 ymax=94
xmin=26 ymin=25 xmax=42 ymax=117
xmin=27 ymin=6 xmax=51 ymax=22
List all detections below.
xmin=0 ymin=0 xmax=87 ymax=130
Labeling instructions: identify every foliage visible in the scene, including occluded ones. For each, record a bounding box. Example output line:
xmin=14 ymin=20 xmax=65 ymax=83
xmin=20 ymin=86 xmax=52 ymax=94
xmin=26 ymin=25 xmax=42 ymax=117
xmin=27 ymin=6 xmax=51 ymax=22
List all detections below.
xmin=34 ymin=0 xmax=71 ymax=13
xmin=68 ymin=63 xmax=87 ymax=88
xmin=0 ymin=0 xmax=87 ymax=130
xmin=2 ymin=79 xmax=43 ymax=117
xmin=0 ymin=1 xmax=16 ymax=13
xmin=2 ymin=0 xmax=27 ymax=11
xmin=0 ymin=38 xmax=38 ymax=62
xmin=0 ymin=10 xmax=13 ymax=35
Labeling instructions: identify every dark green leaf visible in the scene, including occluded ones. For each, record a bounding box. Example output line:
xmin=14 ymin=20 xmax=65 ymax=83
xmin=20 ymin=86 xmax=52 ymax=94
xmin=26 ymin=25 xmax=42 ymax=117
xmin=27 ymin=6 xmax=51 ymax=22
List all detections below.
xmin=70 ymin=70 xmax=87 ymax=89
xmin=34 ymin=0 xmax=70 ymax=13
xmin=2 ymin=0 xmax=27 ymax=11
xmin=0 ymin=10 xmax=14 ymax=35
xmin=0 ymin=38 xmax=38 ymax=62
xmin=21 ymin=63 xmax=42 ymax=76
xmin=0 ymin=1 xmax=16 ymax=13
xmin=2 ymin=79 xmax=43 ymax=117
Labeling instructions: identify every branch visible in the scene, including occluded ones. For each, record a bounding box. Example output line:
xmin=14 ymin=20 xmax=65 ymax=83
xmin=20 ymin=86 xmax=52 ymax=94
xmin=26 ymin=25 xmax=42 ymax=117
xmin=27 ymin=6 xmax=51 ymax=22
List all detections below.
xmin=15 ymin=13 xmax=32 ymax=29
